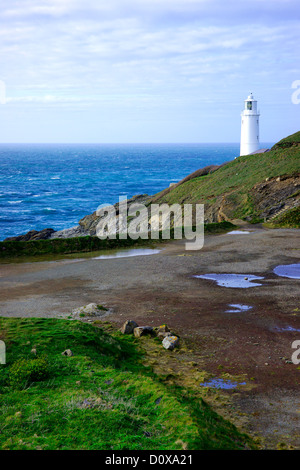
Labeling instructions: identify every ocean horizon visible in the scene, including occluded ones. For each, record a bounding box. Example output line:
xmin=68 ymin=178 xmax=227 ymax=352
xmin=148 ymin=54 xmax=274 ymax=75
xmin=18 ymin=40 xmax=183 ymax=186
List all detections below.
xmin=0 ymin=142 xmax=274 ymax=240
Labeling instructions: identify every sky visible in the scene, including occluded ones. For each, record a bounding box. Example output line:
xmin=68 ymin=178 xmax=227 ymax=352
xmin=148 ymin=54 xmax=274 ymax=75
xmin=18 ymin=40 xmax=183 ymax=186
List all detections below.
xmin=0 ymin=0 xmax=299 ymax=143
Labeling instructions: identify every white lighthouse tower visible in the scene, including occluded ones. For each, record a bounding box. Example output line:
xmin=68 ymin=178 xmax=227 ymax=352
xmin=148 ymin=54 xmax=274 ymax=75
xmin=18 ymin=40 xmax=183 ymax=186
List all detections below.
xmin=240 ymin=93 xmax=260 ymax=156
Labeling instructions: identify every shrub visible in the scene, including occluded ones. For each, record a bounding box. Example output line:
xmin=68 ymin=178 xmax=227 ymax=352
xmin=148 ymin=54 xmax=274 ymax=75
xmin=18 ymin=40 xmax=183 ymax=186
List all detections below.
xmin=9 ymin=356 xmax=50 ymax=387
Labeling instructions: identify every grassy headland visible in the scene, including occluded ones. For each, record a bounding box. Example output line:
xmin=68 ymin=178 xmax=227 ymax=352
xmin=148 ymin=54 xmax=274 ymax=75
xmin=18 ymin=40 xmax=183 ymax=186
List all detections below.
xmin=152 ymin=131 xmax=300 ymax=224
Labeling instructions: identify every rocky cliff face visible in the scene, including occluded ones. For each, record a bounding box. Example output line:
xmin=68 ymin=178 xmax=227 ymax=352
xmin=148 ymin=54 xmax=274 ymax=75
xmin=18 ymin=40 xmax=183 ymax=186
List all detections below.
xmin=202 ymin=173 xmax=300 ymax=224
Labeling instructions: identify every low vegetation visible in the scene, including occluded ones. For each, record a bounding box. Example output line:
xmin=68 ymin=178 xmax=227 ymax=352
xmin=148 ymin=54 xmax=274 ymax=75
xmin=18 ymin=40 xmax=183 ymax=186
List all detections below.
xmin=0 ymin=317 xmax=255 ymax=450
xmin=0 ymin=222 xmax=235 ymax=260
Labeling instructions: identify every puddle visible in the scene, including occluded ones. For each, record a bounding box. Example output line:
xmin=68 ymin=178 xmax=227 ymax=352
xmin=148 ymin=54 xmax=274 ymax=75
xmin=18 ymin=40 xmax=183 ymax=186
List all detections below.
xmin=194 ymin=273 xmax=264 ymax=288
xmin=200 ymin=378 xmax=247 ymax=390
xmin=226 ymin=230 xmax=250 ymax=235
xmin=93 ymin=248 xmax=161 ymax=260
xmin=274 ymin=326 xmax=300 ymax=333
xmin=226 ymin=304 xmax=253 ymax=313
xmin=273 ymin=263 xmax=300 ymax=280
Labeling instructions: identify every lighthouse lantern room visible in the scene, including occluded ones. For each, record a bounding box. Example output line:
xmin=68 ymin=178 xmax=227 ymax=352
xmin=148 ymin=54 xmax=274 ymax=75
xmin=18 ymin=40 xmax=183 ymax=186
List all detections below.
xmin=240 ymin=93 xmax=260 ymax=156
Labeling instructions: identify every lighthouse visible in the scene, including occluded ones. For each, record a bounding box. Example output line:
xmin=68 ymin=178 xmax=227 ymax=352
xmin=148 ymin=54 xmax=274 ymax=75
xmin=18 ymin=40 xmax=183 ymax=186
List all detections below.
xmin=240 ymin=93 xmax=260 ymax=156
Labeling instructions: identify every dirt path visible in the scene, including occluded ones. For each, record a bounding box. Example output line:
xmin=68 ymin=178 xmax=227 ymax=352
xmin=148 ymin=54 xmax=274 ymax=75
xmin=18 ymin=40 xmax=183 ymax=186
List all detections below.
xmin=1 ymin=226 xmax=300 ymax=449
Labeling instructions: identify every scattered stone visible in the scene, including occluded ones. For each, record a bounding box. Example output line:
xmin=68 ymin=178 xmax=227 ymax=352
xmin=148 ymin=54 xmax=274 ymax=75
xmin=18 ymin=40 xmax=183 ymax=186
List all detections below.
xmin=133 ymin=326 xmax=154 ymax=338
xmin=120 ymin=320 xmax=139 ymax=334
xmin=61 ymin=349 xmax=73 ymax=357
xmin=162 ymin=335 xmax=179 ymax=351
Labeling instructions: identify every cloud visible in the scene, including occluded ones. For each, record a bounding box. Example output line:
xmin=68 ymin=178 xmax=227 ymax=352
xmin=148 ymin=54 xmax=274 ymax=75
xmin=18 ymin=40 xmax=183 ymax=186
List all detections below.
xmin=0 ymin=0 xmax=299 ymax=142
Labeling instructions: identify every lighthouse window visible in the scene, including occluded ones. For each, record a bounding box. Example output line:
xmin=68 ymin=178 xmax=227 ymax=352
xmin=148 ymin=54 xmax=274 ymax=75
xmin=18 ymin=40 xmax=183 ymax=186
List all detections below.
xmin=247 ymin=101 xmax=252 ymax=110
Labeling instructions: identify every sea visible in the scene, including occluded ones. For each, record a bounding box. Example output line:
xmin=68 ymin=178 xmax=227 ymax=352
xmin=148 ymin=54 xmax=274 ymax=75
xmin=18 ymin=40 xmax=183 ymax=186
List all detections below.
xmin=0 ymin=143 xmax=274 ymax=240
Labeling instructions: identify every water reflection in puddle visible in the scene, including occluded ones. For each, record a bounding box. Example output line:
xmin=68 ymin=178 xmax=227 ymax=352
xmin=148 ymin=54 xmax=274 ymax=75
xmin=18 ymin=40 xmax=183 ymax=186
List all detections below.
xmin=226 ymin=230 xmax=250 ymax=235
xmin=200 ymin=378 xmax=247 ymax=390
xmin=93 ymin=248 xmax=161 ymax=260
xmin=274 ymin=326 xmax=300 ymax=332
xmin=273 ymin=263 xmax=300 ymax=280
xmin=226 ymin=304 xmax=253 ymax=313
xmin=194 ymin=273 xmax=264 ymax=288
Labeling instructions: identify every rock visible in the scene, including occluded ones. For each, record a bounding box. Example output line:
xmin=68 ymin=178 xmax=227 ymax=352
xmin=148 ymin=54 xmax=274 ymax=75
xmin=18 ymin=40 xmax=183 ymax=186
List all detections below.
xmin=157 ymin=324 xmax=170 ymax=334
xmin=4 ymin=228 xmax=56 ymax=242
xmin=50 ymin=225 xmax=89 ymax=239
xmin=133 ymin=326 xmax=154 ymax=338
xmin=157 ymin=331 xmax=172 ymax=340
xmin=120 ymin=320 xmax=139 ymax=334
xmin=72 ymin=303 xmax=108 ymax=317
xmin=30 ymin=348 xmax=37 ymax=355
xmin=162 ymin=335 xmax=179 ymax=351
xmin=61 ymin=349 xmax=73 ymax=357
xmin=155 ymin=325 xmax=174 ymax=340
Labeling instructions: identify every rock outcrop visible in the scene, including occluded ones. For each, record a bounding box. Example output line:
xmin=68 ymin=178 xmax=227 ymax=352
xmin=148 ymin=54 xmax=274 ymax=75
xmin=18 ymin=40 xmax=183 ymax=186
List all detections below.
xmin=5 ymin=228 xmax=56 ymax=242
xmin=50 ymin=225 xmax=89 ymax=239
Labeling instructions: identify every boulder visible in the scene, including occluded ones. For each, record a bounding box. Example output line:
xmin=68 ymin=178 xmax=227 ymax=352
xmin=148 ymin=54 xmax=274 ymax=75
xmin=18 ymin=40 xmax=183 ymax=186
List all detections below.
xmin=120 ymin=320 xmax=139 ymax=334
xmin=133 ymin=326 xmax=154 ymax=338
xmin=61 ymin=349 xmax=73 ymax=357
xmin=162 ymin=336 xmax=179 ymax=351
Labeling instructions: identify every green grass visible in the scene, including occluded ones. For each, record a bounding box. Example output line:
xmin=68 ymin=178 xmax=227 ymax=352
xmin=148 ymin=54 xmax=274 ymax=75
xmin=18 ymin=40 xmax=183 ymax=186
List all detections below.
xmin=0 ymin=318 xmax=254 ymax=450
xmin=154 ymin=131 xmax=300 ymax=221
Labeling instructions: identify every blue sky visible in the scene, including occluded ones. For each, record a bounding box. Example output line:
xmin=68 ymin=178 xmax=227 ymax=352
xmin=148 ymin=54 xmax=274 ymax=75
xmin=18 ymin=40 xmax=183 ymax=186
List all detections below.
xmin=0 ymin=0 xmax=299 ymax=143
